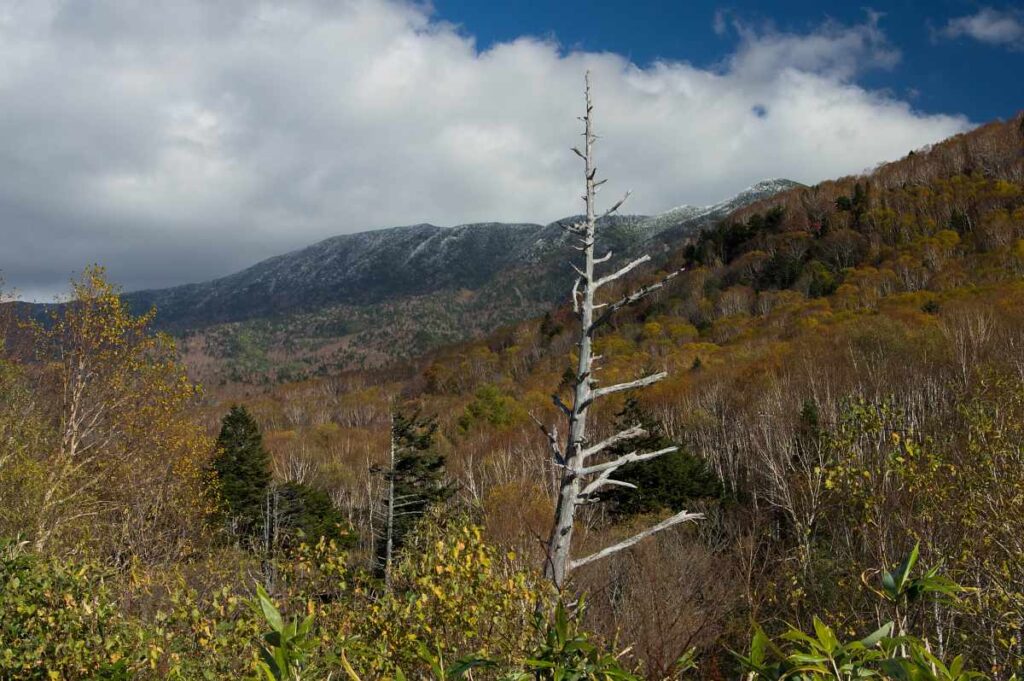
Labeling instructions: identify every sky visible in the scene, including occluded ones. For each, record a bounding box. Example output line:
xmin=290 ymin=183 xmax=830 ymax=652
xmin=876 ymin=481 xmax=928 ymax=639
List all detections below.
xmin=1 ymin=0 xmax=1021 ymax=300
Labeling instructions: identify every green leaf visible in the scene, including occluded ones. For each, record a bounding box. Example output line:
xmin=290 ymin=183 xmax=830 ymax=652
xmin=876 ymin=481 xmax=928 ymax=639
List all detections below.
xmin=750 ymin=626 xmax=769 ymax=667
xmin=447 ymin=657 xmax=497 ymax=678
xmin=256 ymin=584 xmax=284 ymax=634
xmin=812 ymin=616 xmax=839 ymax=653
xmin=881 ymin=571 xmax=897 ymax=597
xmin=895 ymin=543 xmax=920 ymax=593
xmin=857 ymin=622 xmax=893 ymax=648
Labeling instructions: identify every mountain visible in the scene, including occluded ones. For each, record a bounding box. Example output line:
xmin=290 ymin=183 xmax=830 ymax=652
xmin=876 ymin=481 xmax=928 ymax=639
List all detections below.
xmin=121 ymin=179 xmax=801 ymax=383
xmin=127 ymin=179 xmax=801 ymax=331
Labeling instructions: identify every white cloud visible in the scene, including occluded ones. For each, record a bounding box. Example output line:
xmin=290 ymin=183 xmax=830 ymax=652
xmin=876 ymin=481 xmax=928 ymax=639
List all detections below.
xmin=0 ymin=0 xmax=970 ymax=298
xmin=940 ymin=7 xmax=1024 ymax=49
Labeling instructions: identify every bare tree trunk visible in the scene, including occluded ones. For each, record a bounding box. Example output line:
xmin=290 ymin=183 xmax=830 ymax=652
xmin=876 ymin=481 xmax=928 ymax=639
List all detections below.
xmin=540 ymin=73 xmax=701 ymax=590
xmin=384 ymin=411 xmax=396 ymax=589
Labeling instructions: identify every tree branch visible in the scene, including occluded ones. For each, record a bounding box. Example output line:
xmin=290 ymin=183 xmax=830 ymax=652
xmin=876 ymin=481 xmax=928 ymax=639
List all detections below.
xmin=598 ymin=190 xmax=631 ymax=220
xmin=594 ymin=255 xmax=650 ymax=289
xmin=578 ymin=424 xmax=645 ymax=460
xmin=530 ymin=412 xmax=564 ymax=466
xmin=568 ymin=509 xmax=704 ymax=571
xmin=579 ymin=467 xmax=638 ymax=497
xmin=588 ymin=371 xmax=667 ymax=403
xmin=559 ymin=220 xmax=587 ymax=235
xmin=579 ymin=445 xmax=677 ymax=477
xmin=591 ymin=268 xmax=684 ymax=332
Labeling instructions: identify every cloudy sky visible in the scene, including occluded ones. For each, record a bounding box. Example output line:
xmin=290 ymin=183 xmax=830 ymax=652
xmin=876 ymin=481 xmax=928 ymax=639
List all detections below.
xmin=2 ymin=1 xmax=1021 ymax=300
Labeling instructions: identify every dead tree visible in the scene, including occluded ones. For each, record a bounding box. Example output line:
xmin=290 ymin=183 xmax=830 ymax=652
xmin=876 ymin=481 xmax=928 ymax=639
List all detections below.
xmin=539 ymin=72 xmax=702 ymax=589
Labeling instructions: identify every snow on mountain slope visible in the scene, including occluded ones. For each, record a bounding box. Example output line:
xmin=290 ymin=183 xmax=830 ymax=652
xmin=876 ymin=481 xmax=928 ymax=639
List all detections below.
xmin=125 ymin=179 xmax=801 ymax=330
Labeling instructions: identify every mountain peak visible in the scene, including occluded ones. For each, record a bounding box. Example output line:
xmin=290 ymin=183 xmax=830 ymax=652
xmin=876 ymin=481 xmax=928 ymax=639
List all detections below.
xmin=742 ymin=178 xmax=803 ymax=195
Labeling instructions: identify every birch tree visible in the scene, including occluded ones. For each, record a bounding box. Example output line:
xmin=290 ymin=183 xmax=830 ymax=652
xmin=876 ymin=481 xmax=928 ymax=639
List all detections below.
xmin=539 ymin=73 xmax=702 ymax=589
xmin=26 ymin=266 xmax=211 ymax=562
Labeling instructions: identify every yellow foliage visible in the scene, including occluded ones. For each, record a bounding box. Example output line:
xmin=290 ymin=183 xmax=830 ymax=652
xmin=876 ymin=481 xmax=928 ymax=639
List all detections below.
xmin=346 ymin=512 xmax=552 ymax=677
xmin=21 ymin=265 xmax=213 ymax=562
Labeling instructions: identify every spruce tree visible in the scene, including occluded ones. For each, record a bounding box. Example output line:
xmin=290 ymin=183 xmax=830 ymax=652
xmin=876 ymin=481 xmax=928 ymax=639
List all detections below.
xmin=212 ymin=405 xmax=272 ymax=539
xmin=273 ymin=482 xmax=351 ymax=549
xmin=377 ymin=410 xmax=450 ymax=576
xmin=599 ymin=398 xmax=722 ymax=516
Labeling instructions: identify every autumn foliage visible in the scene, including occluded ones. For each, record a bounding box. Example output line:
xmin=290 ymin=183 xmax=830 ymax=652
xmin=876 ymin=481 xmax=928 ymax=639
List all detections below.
xmin=1 ymin=112 xmax=1023 ymax=678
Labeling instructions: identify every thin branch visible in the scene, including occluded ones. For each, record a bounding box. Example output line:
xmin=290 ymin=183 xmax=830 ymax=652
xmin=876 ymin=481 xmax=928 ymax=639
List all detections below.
xmin=579 ymin=445 xmax=678 ymax=477
xmin=598 ymin=190 xmax=631 ymax=220
xmin=568 ymin=509 xmax=704 ymax=571
xmin=590 ymin=268 xmax=684 ymax=332
xmin=589 ymin=371 xmax=667 ymax=403
xmin=594 ymin=255 xmax=650 ymax=289
xmin=578 ymin=424 xmax=645 ymax=460
xmin=530 ymin=412 xmax=564 ymax=466
xmin=579 ymin=468 xmax=638 ymax=497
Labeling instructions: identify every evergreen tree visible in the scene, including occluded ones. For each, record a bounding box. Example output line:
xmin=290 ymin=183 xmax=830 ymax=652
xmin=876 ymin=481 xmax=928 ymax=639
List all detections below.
xmin=377 ymin=410 xmax=451 ymax=575
xmin=600 ymin=398 xmax=722 ymax=516
xmin=272 ymin=482 xmax=351 ymax=549
xmin=212 ymin=405 xmax=272 ymax=539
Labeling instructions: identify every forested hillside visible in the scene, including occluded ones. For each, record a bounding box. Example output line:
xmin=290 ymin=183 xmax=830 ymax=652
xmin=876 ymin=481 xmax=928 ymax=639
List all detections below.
xmin=1 ymin=108 xmax=1023 ymax=679
xmin=125 ymin=181 xmax=798 ymax=384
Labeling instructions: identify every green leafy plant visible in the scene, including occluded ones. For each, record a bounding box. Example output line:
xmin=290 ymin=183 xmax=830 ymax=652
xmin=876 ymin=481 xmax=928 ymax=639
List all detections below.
xmin=736 ymin=545 xmax=984 ymax=681
xmin=253 ymin=584 xmax=317 ymax=680
xmin=863 ymin=543 xmax=964 ymax=637
xmin=509 ymin=601 xmax=642 ymax=681
xmin=0 ymin=539 xmax=140 ymax=679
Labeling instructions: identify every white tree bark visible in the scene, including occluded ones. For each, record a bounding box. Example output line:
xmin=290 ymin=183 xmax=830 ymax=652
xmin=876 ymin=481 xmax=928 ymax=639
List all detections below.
xmin=384 ymin=411 xmax=396 ymax=589
xmin=541 ymin=73 xmax=700 ymax=590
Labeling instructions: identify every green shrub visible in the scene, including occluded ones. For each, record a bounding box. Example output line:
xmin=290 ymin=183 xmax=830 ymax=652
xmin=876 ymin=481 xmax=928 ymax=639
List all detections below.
xmin=736 ymin=545 xmax=986 ymax=681
xmin=0 ymin=540 xmax=139 ymax=679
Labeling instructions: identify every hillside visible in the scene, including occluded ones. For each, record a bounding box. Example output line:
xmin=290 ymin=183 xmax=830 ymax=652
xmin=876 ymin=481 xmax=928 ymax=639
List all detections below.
xmin=215 ymin=112 xmax=1024 ymax=674
xmin=5 ymin=108 xmax=1022 ymax=679
xmin=128 ymin=180 xmax=800 ymax=383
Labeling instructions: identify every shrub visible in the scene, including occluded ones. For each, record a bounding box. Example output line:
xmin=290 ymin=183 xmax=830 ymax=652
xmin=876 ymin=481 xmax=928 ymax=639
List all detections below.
xmin=344 ymin=511 xmax=552 ymax=677
xmin=0 ymin=540 xmax=139 ymax=679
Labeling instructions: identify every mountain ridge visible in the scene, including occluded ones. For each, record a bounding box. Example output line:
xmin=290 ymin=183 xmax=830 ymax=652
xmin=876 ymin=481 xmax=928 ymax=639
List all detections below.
xmin=125 ymin=179 xmax=803 ymax=332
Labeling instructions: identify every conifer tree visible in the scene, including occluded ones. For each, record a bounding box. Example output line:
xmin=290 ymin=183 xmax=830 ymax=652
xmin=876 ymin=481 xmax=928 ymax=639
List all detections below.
xmin=599 ymin=398 xmax=721 ymax=516
xmin=378 ymin=410 xmax=450 ymax=582
xmin=270 ymin=481 xmax=351 ymax=549
xmin=212 ymin=405 xmax=272 ymax=539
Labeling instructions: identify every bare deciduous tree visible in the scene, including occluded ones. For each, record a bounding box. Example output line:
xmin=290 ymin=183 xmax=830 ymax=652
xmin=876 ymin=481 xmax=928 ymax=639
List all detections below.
xmin=538 ymin=73 xmax=702 ymax=589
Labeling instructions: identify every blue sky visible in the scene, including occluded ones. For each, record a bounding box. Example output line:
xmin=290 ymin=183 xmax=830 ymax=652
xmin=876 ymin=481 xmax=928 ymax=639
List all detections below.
xmin=434 ymin=0 xmax=1023 ymax=123
xmin=1 ymin=0 xmax=1020 ymax=298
